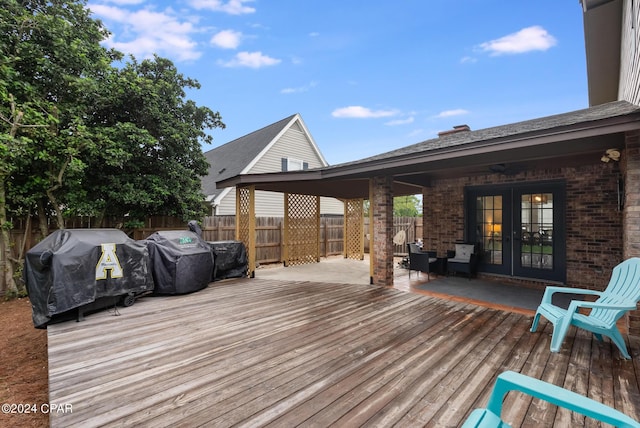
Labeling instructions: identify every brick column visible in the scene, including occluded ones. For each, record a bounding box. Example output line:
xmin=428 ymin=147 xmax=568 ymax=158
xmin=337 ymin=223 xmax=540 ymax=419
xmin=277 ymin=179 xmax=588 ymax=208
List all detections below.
xmin=370 ymin=176 xmax=394 ymax=286
xmin=623 ymin=130 xmax=640 ymax=335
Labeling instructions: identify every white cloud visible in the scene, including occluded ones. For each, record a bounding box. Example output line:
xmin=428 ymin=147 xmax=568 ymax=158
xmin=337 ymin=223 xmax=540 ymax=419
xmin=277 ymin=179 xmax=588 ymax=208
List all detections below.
xmin=478 ymin=25 xmax=557 ymax=56
xmin=189 ymin=0 xmax=256 ymax=15
xmin=435 ymin=109 xmax=469 ymax=118
xmin=385 ymin=117 xmax=414 ymax=126
xmin=219 ymin=51 xmax=281 ymax=68
xmin=88 ymin=4 xmax=127 ymax=21
xmin=211 ymin=30 xmax=242 ymax=49
xmin=281 ymin=81 xmax=318 ymax=94
xmin=88 ymin=4 xmax=201 ymax=61
xmin=460 ymin=56 xmax=477 ymax=64
xmin=332 ymin=106 xmax=398 ymax=119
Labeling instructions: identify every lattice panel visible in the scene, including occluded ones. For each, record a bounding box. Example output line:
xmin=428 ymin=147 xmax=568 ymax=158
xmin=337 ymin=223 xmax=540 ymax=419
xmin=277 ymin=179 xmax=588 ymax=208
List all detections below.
xmin=236 ymin=187 xmax=251 ymax=245
xmin=236 ymin=186 xmax=255 ymax=276
xmin=344 ymin=199 xmax=364 ymax=260
xmin=285 ymin=193 xmax=319 ymax=266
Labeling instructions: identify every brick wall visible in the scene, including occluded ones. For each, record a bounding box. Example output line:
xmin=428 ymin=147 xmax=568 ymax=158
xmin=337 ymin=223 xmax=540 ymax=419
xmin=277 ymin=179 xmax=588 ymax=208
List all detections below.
xmin=423 ymin=161 xmax=622 ymax=287
xmin=371 ymin=176 xmax=394 ymax=286
xmin=623 ymin=130 xmax=640 ymax=334
xmin=422 ymin=159 xmax=637 ymax=334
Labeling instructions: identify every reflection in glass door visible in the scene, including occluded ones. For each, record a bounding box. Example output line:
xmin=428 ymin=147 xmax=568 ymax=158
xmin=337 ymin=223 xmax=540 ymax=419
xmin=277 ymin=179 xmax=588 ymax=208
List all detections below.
xmin=520 ymin=193 xmax=553 ymax=270
xmin=476 ymin=195 xmax=503 ymax=266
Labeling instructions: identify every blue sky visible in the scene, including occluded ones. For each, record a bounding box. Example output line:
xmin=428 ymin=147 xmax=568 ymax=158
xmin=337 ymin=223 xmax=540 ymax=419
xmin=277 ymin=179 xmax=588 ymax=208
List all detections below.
xmin=87 ymin=0 xmax=589 ymax=165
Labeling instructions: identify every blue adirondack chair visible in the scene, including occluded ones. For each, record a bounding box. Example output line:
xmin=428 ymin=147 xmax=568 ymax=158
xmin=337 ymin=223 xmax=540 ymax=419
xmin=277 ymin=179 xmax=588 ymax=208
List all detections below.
xmin=530 ymin=257 xmax=640 ymax=359
xmin=462 ymin=371 xmax=640 ymax=428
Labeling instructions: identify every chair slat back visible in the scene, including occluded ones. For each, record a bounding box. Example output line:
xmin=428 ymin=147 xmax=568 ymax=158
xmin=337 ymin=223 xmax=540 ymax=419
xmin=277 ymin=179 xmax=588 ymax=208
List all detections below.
xmin=591 ymin=258 xmax=640 ymax=324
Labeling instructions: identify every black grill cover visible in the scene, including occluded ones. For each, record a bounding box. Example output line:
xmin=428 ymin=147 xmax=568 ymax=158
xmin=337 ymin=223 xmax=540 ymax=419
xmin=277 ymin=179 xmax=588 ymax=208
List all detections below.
xmin=208 ymin=241 xmax=248 ymax=280
xmin=24 ymin=229 xmax=154 ymax=328
xmin=146 ymin=230 xmax=214 ymax=294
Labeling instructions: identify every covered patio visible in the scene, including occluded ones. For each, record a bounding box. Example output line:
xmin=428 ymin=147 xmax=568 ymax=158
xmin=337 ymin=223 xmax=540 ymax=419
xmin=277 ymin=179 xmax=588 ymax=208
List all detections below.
xmin=47 ymin=275 xmax=640 ymax=427
xmin=220 ymin=101 xmax=640 ymax=335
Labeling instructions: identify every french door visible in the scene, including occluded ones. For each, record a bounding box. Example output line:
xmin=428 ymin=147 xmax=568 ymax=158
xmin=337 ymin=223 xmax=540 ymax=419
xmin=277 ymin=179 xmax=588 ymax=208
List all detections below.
xmin=466 ymin=181 xmax=566 ymax=282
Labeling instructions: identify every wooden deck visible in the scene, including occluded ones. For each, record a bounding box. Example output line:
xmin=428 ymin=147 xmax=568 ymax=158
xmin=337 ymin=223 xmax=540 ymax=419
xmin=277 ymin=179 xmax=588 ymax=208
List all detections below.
xmin=47 ymin=277 xmax=640 ymax=427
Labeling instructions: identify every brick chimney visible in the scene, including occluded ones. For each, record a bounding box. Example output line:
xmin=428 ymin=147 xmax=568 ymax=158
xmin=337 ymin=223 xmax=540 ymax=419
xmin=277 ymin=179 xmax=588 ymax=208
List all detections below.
xmin=438 ymin=124 xmax=471 ymax=137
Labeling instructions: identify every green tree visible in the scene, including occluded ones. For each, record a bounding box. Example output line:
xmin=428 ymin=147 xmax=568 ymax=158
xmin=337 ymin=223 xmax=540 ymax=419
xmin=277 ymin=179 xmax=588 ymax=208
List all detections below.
xmin=1 ymin=0 xmax=116 ymax=292
xmin=3 ymin=0 xmax=117 ymax=226
xmin=80 ymin=55 xmax=224 ymax=224
xmin=394 ymin=195 xmax=422 ymax=217
xmin=1 ymin=0 xmax=225 ymax=293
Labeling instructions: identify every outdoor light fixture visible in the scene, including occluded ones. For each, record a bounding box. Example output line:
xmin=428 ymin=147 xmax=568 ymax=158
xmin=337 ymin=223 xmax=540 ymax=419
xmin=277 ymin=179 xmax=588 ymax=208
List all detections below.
xmin=601 ymin=148 xmax=621 ymax=163
xmin=489 ymin=164 xmax=507 ymax=173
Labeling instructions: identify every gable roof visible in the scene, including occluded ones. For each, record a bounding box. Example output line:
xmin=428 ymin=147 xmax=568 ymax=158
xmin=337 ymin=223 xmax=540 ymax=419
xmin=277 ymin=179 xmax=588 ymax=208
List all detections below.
xmin=201 ymin=113 xmax=326 ymax=202
xmin=218 ymin=100 xmax=640 ymax=200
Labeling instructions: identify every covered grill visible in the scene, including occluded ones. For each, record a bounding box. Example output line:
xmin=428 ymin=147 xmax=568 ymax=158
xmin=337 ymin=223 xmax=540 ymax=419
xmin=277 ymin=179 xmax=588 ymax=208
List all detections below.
xmin=24 ymin=229 xmax=154 ymax=328
xmin=145 ymin=230 xmax=214 ymax=294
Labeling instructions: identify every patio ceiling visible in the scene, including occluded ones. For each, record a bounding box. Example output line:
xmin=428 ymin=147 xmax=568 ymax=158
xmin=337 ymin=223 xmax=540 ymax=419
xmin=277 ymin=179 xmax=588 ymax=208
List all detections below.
xmin=217 ymin=101 xmax=640 ymax=200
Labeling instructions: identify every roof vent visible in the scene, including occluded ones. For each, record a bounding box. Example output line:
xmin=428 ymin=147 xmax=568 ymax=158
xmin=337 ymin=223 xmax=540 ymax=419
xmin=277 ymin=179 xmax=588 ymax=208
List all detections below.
xmin=438 ymin=124 xmax=471 ymax=138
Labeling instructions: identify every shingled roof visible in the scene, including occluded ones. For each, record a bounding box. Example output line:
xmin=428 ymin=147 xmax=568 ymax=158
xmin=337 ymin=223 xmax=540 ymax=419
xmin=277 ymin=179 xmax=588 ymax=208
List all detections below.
xmin=327 ymin=100 xmax=640 ymax=171
xmin=201 ymin=114 xmax=297 ymax=201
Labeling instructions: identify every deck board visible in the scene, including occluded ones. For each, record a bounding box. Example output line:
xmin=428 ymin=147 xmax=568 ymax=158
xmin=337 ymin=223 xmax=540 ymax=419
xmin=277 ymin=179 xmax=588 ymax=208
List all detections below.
xmin=47 ymin=278 xmax=640 ymax=427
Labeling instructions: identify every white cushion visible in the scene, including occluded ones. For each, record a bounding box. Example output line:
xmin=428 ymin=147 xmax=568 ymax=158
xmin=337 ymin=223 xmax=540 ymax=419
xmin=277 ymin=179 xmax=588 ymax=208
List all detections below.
xmin=453 ymin=244 xmax=474 ymax=263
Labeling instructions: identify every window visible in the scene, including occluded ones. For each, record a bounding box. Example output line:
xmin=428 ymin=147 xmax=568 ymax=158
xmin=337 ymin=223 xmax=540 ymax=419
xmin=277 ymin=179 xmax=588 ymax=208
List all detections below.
xmin=476 ymin=195 xmax=503 ymax=265
xmin=520 ymin=193 xmax=554 ymax=270
xmin=288 ymin=158 xmax=304 ymax=171
xmin=281 ymin=157 xmax=308 ymax=171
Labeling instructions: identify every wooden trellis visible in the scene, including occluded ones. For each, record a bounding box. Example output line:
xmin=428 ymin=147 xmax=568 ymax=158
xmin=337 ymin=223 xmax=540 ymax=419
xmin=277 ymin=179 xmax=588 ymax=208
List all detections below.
xmin=235 ymin=186 xmax=256 ymax=277
xmin=344 ymin=199 xmax=364 ymax=260
xmin=284 ymin=193 xmax=320 ymax=266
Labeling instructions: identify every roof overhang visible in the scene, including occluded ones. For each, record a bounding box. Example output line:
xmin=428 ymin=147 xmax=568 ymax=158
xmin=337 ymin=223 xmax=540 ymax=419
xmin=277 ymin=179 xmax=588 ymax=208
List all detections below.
xmin=218 ymin=105 xmax=640 ymax=200
xmin=581 ymin=0 xmax=622 ymax=106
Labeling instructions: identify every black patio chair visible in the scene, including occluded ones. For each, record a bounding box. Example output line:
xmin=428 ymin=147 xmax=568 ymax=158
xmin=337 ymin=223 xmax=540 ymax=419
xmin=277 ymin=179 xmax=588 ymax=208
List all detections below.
xmin=407 ymin=243 xmax=438 ymax=280
xmin=447 ymin=243 xmax=478 ymax=280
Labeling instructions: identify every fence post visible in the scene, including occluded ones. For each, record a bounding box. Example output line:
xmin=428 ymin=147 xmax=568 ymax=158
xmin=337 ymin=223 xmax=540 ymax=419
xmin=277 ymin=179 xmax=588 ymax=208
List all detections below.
xmin=322 ymin=218 xmax=327 ymax=257
xmin=279 ymin=220 xmax=284 ymax=263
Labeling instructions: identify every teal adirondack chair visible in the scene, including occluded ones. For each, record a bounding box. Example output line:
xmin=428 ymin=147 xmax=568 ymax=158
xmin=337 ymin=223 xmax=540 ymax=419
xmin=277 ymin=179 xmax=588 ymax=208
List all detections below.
xmin=530 ymin=257 xmax=640 ymax=359
xmin=462 ymin=371 xmax=640 ymax=428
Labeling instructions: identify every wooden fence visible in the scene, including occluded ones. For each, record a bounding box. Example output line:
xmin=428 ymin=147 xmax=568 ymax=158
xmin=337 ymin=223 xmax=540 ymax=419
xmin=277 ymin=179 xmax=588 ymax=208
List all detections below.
xmin=126 ymin=216 xmax=345 ymax=264
xmin=2 ymin=215 xmax=422 ymax=293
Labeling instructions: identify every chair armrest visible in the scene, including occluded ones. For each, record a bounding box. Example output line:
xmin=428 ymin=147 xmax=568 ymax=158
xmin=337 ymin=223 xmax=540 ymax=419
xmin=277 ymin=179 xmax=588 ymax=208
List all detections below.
xmin=541 ymin=286 xmax=601 ymax=304
xmin=485 ymin=371 xmax=640 ymax=428
xmin=568 ymin=300 xmax=638 ymax=313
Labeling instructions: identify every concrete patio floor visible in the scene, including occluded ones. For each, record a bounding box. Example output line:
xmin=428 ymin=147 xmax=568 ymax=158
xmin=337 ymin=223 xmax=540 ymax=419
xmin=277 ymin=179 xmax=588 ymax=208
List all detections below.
xmin=255 ymin=256 xmax=375 ymax=285
xmin=253 ymin=256 xmax=561 ymax=314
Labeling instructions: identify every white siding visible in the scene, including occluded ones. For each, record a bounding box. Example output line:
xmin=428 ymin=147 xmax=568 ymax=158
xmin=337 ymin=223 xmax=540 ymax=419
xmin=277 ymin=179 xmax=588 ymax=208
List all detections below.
xmin=619 ymin=0 xmax=640 ymax=105
xmin=250 ymin=122 xmax=325 ymax=173
xmin=215 ymin=118 xmax=344 ymax=216
xmin=319 ymin=196 xmax=344 ymax=216
xmin=216 ymin=189 xmax=344 ymax=217
xmin=215 ymin=188 xmax=235 ymax=216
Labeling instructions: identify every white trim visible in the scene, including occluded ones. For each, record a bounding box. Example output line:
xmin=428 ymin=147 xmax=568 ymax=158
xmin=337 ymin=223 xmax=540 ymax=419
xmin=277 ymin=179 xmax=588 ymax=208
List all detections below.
xmin=240 ymin=113 xmax=329 ymax=175
xmin=213 ymin=187 xmax=232 ymax=207
xmin=295 ymin=114 xmax=330 ymax=166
